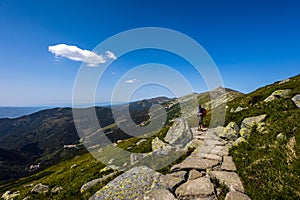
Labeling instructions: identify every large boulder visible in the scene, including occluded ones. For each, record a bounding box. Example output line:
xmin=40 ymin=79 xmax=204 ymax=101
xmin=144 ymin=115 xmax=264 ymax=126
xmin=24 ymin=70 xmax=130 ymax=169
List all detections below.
xmin=292 ymin=94 xmax=300 ymax=108
xmin=31 ymin=183 xmax=49 ymax=194
xmin=264 ymin=89 xmax=291 ymax=102
xmin=90 ymin=166 xmax=161 ymax=200
xmin=164 ymin=118 xmax=192 ymax=147
xmin=241 ymin=114 xmax=266 ymax=129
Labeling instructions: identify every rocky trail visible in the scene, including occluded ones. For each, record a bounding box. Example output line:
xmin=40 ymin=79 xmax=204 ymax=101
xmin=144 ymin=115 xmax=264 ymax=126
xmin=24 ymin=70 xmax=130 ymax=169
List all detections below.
xmin=91 ymin=124 xmax=252 ymax=200
xmin=163 ymin=127 xmax=251 ymax=200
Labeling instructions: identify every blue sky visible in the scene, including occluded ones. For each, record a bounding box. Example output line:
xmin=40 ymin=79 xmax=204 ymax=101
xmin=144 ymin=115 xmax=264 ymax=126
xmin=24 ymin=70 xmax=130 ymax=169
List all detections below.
xmin=0 ymin=0 xmax=299 ymax=106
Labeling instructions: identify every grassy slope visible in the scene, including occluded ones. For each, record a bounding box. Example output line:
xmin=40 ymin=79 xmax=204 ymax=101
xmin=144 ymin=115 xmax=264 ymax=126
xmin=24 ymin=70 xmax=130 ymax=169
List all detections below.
xmin=226 ymin=74 xmax=300 ymax=200
xmin=0 ymin=101 xmax=185 ymax=199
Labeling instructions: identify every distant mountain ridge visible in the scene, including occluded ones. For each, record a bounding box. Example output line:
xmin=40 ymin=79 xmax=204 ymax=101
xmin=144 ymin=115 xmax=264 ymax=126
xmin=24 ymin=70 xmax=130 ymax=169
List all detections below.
xmin=0 ymin=107 xmax=50 ymax=119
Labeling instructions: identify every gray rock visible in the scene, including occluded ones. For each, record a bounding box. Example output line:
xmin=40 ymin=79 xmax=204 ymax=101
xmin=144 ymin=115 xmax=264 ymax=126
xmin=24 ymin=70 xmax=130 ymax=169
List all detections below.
xmin=90 ymin=166 xmax=161 ymax=200
xmin=221 ymin=156 xmax=237 ymax=171
xmin=234 ymin=106 xmax=245 ymax=112
xmin=175 ymin=177 xmax=214 ymax=199
xmin=171 ymin=158 xmax=219 ymax=172
xmin=225 ymin=191 xmax=251 ymax=200
xmin=292 ymin=94 xmax=300 ymax=108
xmin=210 ymin=171 xmax=244 ymax=192
xmin=188 ymin=169 xmax=204 ymax=180
xmin=276 ymin=133 xmax=286 ymax=140
xmin=264 ymin=89 xmax=291 ymax=102
xmin=144 ymin=189 xmax=177 ymax=200
xmin=1 ymin=191 xmax=20 ymax=200
xmin=209 ymin=126 xmax=224 ymax=137
xmin=81 ymin=172 xmax=117 ymax=193
xmin=241 ymin=114 xmax=266 ymax=129
xmin=279 ymin=78 xmax=290 ymax=84
xmin=164 ymin=118 xmax=192 ymax=147
xmin=233 ymin=137 xmax=246 ymax=146
xmin=199 ymin=153 xmax=223 ymax=162
xmin=160 ymin=171 xmax=186 ymax=192
xmin=51 ymin=186 xmax=63 ymax=194
xmin=152 ymin=137 xmax=171 ymax=152
xmin=220 ymin=122 xmax=240 ymax=140
xmin=210 ymin=145 xmax=229 ymax=156
xmin=31 ymin=183 xmax=49 ymax=194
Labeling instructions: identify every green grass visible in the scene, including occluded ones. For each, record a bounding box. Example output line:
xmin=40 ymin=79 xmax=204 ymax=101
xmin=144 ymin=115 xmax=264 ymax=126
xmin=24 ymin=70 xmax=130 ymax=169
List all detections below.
xmin=228 ymin=74 xmax=300 ymax=200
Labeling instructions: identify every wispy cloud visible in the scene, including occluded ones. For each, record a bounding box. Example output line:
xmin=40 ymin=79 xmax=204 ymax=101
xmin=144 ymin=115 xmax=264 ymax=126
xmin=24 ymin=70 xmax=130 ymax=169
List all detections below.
xmin=48 ymin=44 xmax=117 ymax=67
xmin=125 ymin=78 xmax=137 ymax=84
xmin=106 ymin=51 xmax=117 ymax=60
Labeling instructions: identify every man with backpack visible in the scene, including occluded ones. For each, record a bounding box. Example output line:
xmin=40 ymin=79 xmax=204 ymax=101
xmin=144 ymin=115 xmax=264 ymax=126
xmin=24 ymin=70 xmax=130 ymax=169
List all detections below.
xmin=197 ymin=105 xmax=206 ymax=131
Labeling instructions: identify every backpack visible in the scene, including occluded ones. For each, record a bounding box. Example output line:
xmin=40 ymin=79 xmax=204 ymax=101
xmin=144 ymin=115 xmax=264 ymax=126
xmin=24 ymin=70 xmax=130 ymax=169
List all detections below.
xmin=202 ymin=108 xmax=207 ymax=117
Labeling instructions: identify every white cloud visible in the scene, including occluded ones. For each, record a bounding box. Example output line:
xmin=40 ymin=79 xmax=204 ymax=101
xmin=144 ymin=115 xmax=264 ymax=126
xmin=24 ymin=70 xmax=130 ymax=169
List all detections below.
xmin=125 ymin=78 xmax=137 ymax=84
xmin=48 ymin=44 xmax=117 ymax=67
xmin=106 ymin=51 xmax=117 ymax=60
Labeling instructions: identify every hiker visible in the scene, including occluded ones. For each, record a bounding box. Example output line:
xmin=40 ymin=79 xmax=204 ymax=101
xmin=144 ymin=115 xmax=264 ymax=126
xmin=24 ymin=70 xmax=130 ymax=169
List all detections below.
xmin=197 ymin=105 xmax=206 ymax=131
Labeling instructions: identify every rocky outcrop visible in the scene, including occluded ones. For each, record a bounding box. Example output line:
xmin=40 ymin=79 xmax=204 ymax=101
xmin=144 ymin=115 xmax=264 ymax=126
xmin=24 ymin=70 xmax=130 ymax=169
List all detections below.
xmin=264 ymin=89 xmax=291 ymax=102
xmin=164 ymin=118 xmax=192 ymax=147
xmin=31 ymin=183 xmax=49 ymax=194
xmin=292 ymin=94 xmax=300 ymax=108
xmin=241 ymin=114 xmax=266 ymax=129
xmin=90 ymin=126 xmax=251 ymax=200
xmin=90 ymin=166 xmax=161 ymax=200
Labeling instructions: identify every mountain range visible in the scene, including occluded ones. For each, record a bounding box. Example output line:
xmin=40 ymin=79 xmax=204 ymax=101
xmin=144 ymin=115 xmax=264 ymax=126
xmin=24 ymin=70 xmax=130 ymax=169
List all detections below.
xmin=0 ymin=74 xmax=299 ymax=200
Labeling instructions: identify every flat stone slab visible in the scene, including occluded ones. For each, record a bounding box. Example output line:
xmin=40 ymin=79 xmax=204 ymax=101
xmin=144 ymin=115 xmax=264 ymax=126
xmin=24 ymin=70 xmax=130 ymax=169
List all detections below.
xmin=204 ymin=139 xmax=225 ymax=146
xmin=221 ymin=156 xmax=237 ymax=171
xmin=175 ymin=177 xmax=214 ymax=199
xmin=188 ymin=169 xmax=204 ymax=180
xmin=225 ymin=191 xmax=251 ymax=200
xmin=145 ymin=189 xmax=177 ymax=200
xmin=171 ymin=159 xmax=219 ymax=172
xmin=160 ymin=171 xmax=186 ymax=191
xmin=210 ymin=171 xmax=244 ymax=192
xmin=211 ymin=145 xmax=229 ymax=156
xmin=199 ymin=153 xmax=223 ymax=161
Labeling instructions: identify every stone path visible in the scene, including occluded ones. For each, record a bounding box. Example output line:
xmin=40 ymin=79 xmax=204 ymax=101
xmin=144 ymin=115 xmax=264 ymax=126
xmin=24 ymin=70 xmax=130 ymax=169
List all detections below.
xmin=162 ymin=127 xmax=251 ymax=200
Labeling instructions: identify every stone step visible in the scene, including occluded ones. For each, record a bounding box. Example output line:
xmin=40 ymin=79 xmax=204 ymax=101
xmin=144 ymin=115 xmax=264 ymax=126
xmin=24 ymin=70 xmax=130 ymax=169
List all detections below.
xmin=210 ymin=171 xmax=244 ymax=192
xmin=175 ymin=177 xmax=214 ymax=199
xmin=221 ymin=156 xmax=237 ymax=172
xmin=171 ymin=158 xmax=220 ymax=172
